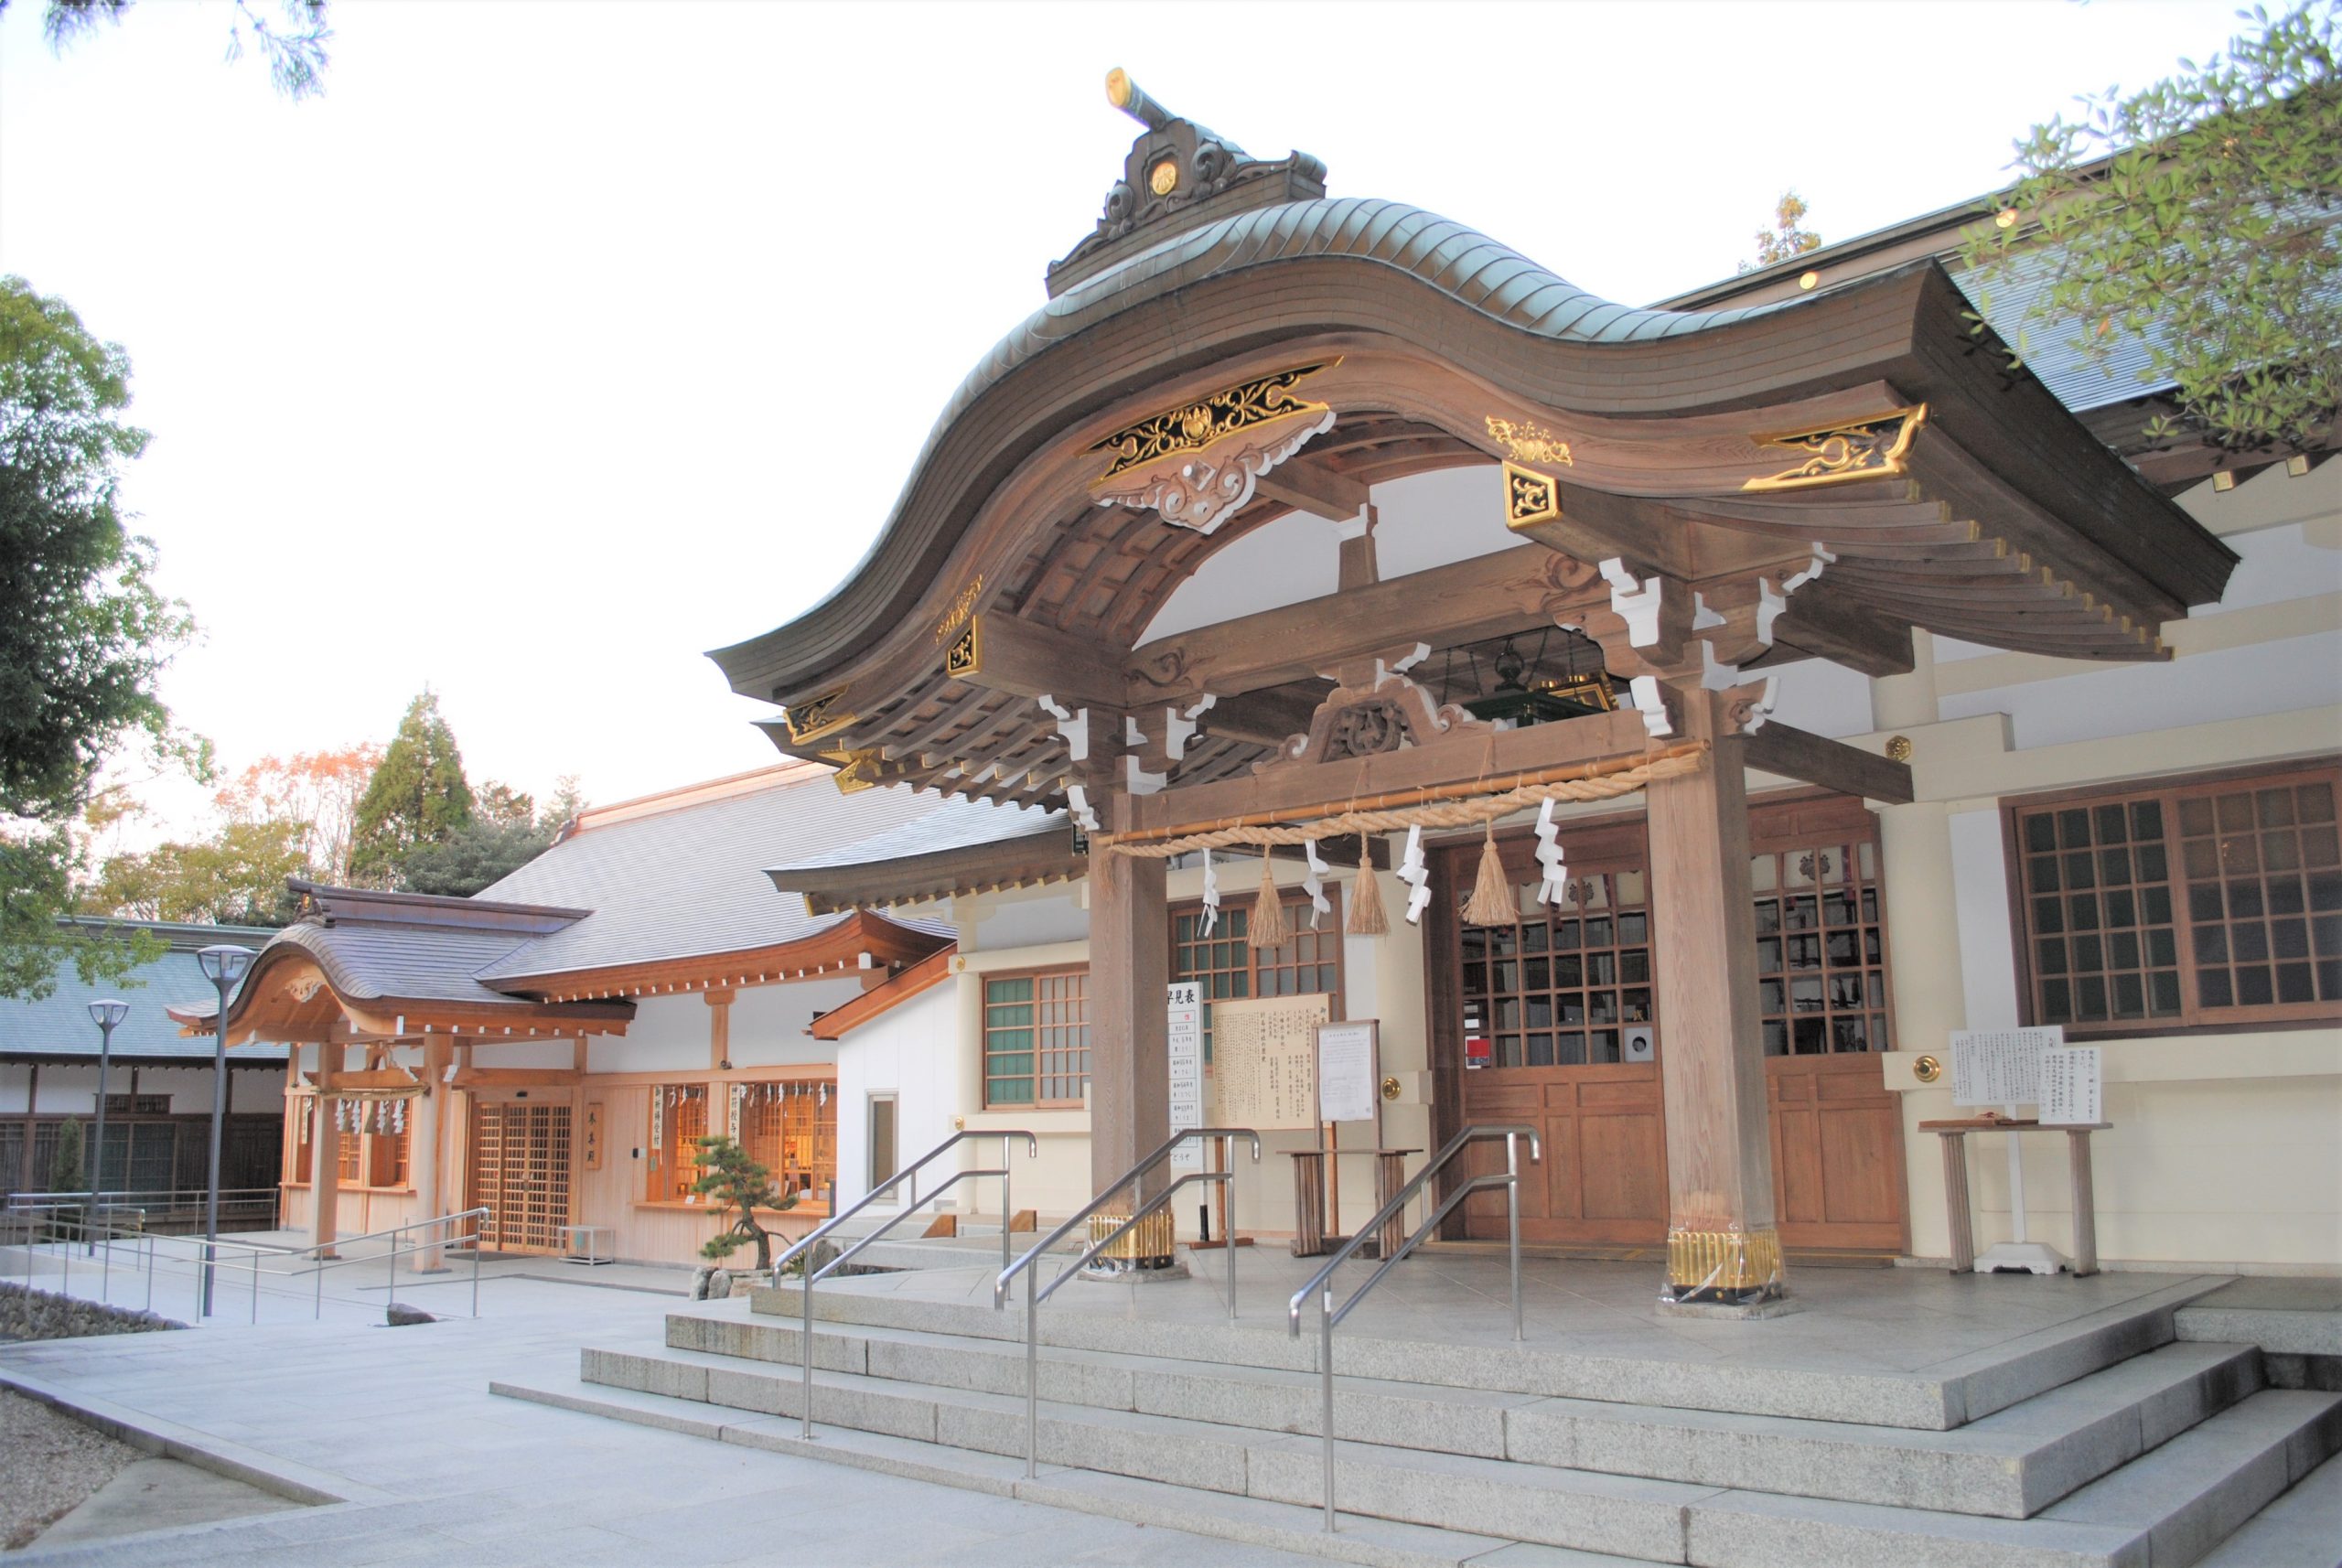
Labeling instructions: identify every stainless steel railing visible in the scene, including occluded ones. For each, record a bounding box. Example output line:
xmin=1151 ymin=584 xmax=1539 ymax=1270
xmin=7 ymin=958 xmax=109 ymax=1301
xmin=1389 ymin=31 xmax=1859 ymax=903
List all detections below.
xmin=994 ymin=1127 xmax=1261 ymax=1478
xmin=4 ymin=1199 xmax=489 ymax=1326
xmin=773 ymin=1130 xmax=1037 ymax=1440
xmin=1287 ymin=1123 xmax=1540 ymax=1531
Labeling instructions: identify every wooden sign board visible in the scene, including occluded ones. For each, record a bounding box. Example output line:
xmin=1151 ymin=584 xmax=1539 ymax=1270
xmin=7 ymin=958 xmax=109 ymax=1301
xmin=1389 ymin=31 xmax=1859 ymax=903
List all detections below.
xmin=1209 ymin=993 xmax=1331 ymax=1131
xmin=1315 ymin=1020 xmax=1380 ymax=1125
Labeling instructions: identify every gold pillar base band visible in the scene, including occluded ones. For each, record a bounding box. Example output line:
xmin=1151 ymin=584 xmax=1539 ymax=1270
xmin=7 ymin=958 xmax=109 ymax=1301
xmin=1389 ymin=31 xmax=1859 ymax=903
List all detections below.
xmin=1086 ymin=1210 xmax=1176 ymax=1272
xmin=1664 ymin=1226 xmax=1784 ymax=1301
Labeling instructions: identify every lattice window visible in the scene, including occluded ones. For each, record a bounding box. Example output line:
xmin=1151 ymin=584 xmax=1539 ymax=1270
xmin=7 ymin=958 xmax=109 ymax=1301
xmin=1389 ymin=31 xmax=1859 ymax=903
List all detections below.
xmin=650 ymin=1084 xmax=708 ymax=1199
xmin=2013 ymin=765 xmax=2342 ymax=1031
xmin=983 ymin=970 xmax=1089 ymax=1107
xmin=1753 ymin=839 xmax=1890 ymax=1055
xmin=1465 ymin=869 xmax=1654 ymax=1067
xmin=736 ymin=1081 xmax=837 ymax=1200
xmin=1172 ymin=888 xmax=1346 ymax=1058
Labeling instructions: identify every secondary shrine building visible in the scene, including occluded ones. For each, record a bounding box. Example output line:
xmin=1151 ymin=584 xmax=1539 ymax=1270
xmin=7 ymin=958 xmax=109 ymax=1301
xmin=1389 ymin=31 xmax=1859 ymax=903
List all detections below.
xmin=202 ymin=79 xmax=2336 ymax=1290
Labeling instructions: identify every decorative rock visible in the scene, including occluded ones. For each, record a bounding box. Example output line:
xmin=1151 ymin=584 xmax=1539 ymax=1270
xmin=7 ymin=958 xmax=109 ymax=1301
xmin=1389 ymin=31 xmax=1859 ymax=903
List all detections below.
xmin=383 ymin=1303 xmax=435 ymax=1326
xmin=0 ymin=1283 xmax=184 ymax=1340
xmin=690 ymin=1265 xmax=732 ymax=1301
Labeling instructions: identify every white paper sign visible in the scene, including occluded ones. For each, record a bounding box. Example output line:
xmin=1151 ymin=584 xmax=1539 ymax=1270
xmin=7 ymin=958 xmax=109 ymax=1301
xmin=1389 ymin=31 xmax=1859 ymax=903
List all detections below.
xmin=2038 ymin=1047 xmax=2102 ymax=1126
xmin=1166 ymin=982 xmax=1204 ymax=1171
xmin=1951 ymin=1026 xmax=2063 ymax=1107
xmin=1316 ymin=1021 xmax=1379 ymax=1125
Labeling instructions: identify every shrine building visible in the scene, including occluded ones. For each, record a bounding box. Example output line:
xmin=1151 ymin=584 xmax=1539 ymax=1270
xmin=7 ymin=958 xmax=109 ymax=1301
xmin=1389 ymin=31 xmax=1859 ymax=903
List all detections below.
xmin=716 ymin=72 xmax=2338 ymax=1299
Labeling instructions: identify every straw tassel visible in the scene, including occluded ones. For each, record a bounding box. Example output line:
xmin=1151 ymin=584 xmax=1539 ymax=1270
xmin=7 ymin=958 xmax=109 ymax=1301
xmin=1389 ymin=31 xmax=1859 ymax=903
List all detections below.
xmin=1463 ymin=823 xmax=1515 ymax=927
xmin=1346 ymin=833 xmax=1388 ymax=936
xmin=1247 ymin=854 xmax=1290 ymax=950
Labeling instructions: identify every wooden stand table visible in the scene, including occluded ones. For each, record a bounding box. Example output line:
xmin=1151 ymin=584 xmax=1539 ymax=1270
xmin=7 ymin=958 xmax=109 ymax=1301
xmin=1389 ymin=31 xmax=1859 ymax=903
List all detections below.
xmin=1286 ymin=1148 xmax=1420 ymax=1258
xmin=1920 ymin=1118 xmax=2110 ymax=1276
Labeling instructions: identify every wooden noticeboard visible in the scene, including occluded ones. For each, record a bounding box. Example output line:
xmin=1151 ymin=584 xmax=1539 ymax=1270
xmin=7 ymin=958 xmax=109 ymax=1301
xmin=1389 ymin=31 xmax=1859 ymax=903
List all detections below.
xmin=1209 ymin=993 xmax=1332 ymax=1131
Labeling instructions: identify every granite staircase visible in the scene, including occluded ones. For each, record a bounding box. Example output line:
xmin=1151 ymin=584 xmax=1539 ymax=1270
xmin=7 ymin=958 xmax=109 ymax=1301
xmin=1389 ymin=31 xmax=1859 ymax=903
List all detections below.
xmin=496 ymin=1274 xmax=2342 ymax=1568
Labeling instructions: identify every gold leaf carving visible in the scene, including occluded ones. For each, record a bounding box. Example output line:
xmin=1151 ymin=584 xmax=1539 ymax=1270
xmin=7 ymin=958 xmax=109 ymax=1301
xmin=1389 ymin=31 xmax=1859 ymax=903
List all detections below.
xmin=1486 ymin=416 xmax=1574 ymax=467
xmin=1090 ymin=361 xmax=1338 ymax=480
xmin=1741 ymin=404 xmax=1929 ymax=492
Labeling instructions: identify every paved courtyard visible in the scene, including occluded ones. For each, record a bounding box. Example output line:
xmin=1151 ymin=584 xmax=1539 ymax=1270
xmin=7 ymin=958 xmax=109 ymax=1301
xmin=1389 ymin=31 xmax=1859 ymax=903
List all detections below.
xmin=0 ymin=1258 xmax=1327 ymax=1566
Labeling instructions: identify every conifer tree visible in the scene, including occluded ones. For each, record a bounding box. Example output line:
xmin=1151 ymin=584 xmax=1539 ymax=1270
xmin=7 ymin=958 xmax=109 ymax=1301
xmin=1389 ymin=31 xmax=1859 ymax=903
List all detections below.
xmin=349 ymin=692 xmax=473 ymax=887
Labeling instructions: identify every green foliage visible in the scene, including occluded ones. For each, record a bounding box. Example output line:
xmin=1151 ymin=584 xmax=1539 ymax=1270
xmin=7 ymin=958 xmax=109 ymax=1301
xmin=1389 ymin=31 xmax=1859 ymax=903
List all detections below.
xmin=2 ymin=836 xmax=158 ymax=999
xmin=48 ymin=1117 xmax=85 ymax=1196
xmin=349 ymin=692 xmax=474 ymax=887
xmin=1741 ymin=190 xmax=1822 ymax=274
xmin=89 ymin=817 xmax=306 ymax=925
xmin=1 ymin=276 xmax=198 ymax=999
xmin=691 ymin=1134 xmax=796 ymax=1272
xmin=1958 ymin=3 xmax=2341 ymax=452
xmin=18 ymin=0 xmax=333 ymax=101
xmin=396 ymin=816 xmax=553 ymax=898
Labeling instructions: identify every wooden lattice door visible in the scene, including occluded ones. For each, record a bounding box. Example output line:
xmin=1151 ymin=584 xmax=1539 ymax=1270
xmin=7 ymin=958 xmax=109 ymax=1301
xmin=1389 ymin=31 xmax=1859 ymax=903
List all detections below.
xmin=470 ymin=1103 xmax=572 ymax=1252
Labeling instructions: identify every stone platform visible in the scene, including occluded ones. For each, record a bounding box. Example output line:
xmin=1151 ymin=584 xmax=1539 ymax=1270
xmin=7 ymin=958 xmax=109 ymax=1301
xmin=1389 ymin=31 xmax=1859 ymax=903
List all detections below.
xmin=496 ymin=1251 xmax=2342 ymax=1567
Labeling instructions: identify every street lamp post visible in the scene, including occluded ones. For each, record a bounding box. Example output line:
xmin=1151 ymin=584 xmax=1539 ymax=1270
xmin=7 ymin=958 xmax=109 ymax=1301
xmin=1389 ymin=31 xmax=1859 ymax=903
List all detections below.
xmin=195 ymin=945 xmax=255 ymax=1317
xmin=85 ymin=999 xmax=129 ymax=1242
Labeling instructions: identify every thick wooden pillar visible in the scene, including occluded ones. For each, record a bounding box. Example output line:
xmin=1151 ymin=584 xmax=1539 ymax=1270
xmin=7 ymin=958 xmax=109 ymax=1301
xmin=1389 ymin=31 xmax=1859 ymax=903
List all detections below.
xmin=311 ymin=1043 xmax=342 ymax=1258
xmin=1647 ymin=689 xmax=1785 ymax=1305
xmin=1087 ymin=839 xmax=1169 ymax=1198
xmin=413 ymin=1036 xmax=452 ymax=1272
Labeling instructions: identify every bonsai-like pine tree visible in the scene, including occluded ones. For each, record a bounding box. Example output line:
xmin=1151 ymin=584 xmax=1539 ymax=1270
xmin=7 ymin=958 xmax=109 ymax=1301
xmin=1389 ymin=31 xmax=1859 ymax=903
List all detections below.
xmin=691 ymin=1134 xmax=797 ymax=1272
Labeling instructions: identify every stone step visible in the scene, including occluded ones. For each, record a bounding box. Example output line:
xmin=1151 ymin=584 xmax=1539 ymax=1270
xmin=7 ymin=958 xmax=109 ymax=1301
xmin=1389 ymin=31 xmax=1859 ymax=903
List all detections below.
xmin=2194 ymin=1448 xmax=2342 ymax=1568
xmin=490 ymin=1371 xmax=1651 ymax=1568
xmin=748 ymin=1274 xmax=2224 ymax=1432
xmin=681 ymin=1307 xmax=2265 ymax=1518
xmin=1692 ymin=1390 xmax=2342 ymax=1568
xmin=568 ymin=1337 xmax=2342 ymax=1565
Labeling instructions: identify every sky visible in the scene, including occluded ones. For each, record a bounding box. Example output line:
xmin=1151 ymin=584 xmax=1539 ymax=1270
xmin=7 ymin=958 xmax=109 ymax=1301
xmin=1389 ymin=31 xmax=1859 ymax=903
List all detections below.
xmin=0 ymin=0 xmax=2254 ymax=832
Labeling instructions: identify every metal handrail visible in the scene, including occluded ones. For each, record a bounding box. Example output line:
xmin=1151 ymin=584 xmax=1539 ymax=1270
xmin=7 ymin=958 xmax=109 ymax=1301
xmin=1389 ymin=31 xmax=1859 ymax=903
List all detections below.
xmin=1287 ymin=1123 xmax=1541 ymax=1532
xmin=288 ymin=1206 xmax=487 ymax=1259
xmin=295 ymin=1208 xmax=489 ymax=1322
xmin=8 ymin=1204 xmax=490 ymax=1325
xmin=994 ymin=1127 xmax=1261 ymax=1478
xmin=774 ymin=1130 xmax=1037 ymax=1442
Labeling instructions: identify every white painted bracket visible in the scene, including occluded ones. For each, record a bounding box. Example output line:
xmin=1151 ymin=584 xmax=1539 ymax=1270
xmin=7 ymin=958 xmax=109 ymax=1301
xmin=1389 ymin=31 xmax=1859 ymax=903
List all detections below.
xmin=1600 ymin=558 xmax=1665 ymax=648
xmin=1628 ymin=675 xmax=1673 ymax=738
xmin=1692 ymin=592 xmax=1728 ymax=631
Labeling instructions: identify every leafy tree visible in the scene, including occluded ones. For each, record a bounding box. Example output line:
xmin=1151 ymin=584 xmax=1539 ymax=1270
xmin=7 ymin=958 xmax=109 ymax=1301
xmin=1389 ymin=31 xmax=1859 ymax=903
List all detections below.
xmin=220 ymin=745 xmax=382 ymax=886
xmin=1742 ymin=190 xmax=1822 ymax=273
xmin=397 ymin=815 xmax=553 ymax=898
xmin=349 ymin=692 xmax=473 ymax=887
xmin=47 ymin=1116 xmax=84 ymax=1196
xmin=473 ymin=782 xmax=537 ymax=832
xmin=1959 ymin=3 xmax=2340 ymax=452
xmin=89 ymin=817 xmax=306 ymax=925
xmin=691 ymin=1135 xmax=797 ymax=1272
xmin=10 ymin=0 xmax=333 ymax=100
xmin=2 ymin=276 xmax=193 ymax=999
xmin=543 ymin=775 xmax=587 ymax=840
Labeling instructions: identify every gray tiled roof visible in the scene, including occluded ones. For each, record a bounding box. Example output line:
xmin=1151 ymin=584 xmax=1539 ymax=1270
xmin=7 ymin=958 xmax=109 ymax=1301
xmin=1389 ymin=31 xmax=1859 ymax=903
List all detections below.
xmin=474 ymin=777 xmax=956 ymax=980
xmin=1 ymin=923 xmax=287 ymax=1062
xmin=766 ymin=797 xmax=1063 ymax=877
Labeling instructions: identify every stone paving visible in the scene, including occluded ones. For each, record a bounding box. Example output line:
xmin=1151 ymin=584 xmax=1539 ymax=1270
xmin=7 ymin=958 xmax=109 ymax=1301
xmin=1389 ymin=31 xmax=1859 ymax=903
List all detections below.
xmin=0 ymin=1263 xmax=1329 ymax=1567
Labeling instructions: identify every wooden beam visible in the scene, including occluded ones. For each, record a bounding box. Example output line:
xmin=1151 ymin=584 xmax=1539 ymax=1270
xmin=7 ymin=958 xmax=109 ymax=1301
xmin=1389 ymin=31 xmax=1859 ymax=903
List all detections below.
xmin=1252 ymin=454 xmax=1370 ymax=521
xmin=1120 ymin=707 xmax=1660 ymax=834
xmin=1128 ymin=543 xmax=1606 ymax=702
xmin=1197 ymin=684 xmax=1325 ymax=750
xmin=1509 ymin=484 xmax=1694 ymax=578
xmin=957 ymin=612 xmax=1125 ymax=712
xmin=1737 ymin=722 xmax=1913 ymax=804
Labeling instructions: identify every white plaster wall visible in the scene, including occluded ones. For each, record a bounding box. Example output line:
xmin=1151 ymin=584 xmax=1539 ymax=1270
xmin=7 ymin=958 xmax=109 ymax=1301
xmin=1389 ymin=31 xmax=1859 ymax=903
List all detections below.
xmin=833 ymin=980 xmax=961 ymax=1212
xmin=961 ymin=888 xmax=1090 ymax=953
xmin=1142 ymin=467 xmax=1509 ymax=643
xmin=586 ymin=995 xmax=707 ymax=1074
xmin=0 ymin=1062 xmax=282 ymax=1115
xmin=729 ymin=978 xmax=854 ymax=1069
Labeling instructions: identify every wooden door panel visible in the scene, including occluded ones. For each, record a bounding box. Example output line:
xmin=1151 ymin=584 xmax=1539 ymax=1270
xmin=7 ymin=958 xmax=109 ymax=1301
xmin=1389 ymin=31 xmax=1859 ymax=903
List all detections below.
xmin=1580 ymin=1111 xmax=1662 ymax=1219
xmin=1766 ymin=1054 xmax=1907 ymax=1251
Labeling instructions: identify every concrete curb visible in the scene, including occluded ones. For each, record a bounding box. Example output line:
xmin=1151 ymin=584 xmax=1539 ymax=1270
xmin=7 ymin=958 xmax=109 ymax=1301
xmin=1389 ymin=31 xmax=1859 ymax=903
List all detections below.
xmin=0 ymin=1367 xmax=391 ymax=1509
